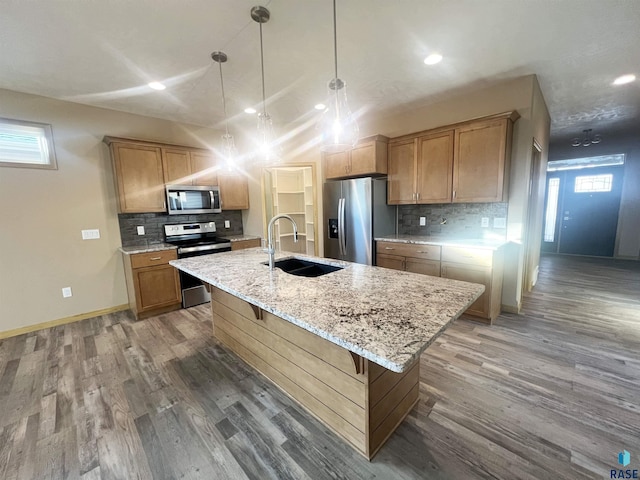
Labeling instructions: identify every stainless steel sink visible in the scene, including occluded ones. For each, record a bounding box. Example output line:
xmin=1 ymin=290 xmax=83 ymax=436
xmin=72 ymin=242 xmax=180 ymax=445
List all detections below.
xmin=263 ymin=258 xmax=344 ymax=277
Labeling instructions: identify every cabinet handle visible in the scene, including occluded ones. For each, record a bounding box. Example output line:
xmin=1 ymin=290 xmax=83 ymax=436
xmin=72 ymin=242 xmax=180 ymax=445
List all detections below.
xmin=417 ymin=192 xmax=420 ymax=200
xmin=412 ymin=192 xmax=416 ymax=200
xmin=453 ymin=190 xmax=456 ymax=199
xmin=416 ymin=250 xmax=427 ymax=253
xmin=149 ymin=256 xmax=162 ymax=261
xmin=384 ymin=247 xmax=395 ymax=250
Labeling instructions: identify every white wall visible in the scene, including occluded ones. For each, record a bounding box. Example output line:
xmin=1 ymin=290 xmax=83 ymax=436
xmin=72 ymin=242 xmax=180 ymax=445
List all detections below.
xmin=0 ymin=88 xmax=222 ymax=333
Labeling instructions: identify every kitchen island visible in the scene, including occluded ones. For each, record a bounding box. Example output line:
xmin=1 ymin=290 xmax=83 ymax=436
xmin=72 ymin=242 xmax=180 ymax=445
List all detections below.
xmin=170 ymin=248 xmax=483 ymax=459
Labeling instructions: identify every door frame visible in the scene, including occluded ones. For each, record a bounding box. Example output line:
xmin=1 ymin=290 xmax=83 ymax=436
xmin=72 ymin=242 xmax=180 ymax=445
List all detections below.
xmin=522 ymin=140 xmax=544 ymax=292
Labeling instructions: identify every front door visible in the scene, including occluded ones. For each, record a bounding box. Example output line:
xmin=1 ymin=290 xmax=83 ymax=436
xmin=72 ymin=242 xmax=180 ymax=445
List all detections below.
xmin=542 ymin=166 xmax=623 ymax=256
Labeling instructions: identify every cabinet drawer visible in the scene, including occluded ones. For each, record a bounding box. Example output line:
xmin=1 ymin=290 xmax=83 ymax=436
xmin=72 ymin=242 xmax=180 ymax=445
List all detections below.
xmin=406 ymin=258 xmax=441 ymax=277
xmin=376 ymin=241 xmax=441 ymax=261
xmin=231 ymin=238 xmax=261 ymax=251
xmin=376 ymin=253 xmax=405 ymax=271
xmin=130 ymin=249 xmax=177 ymax=269
xmin=441 ymin=246 xmax=492 ymax=267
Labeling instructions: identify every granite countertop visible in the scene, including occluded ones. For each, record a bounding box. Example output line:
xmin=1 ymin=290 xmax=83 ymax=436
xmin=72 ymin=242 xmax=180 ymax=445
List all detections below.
xmin=375 ymin=235 xmax=509 ymax=250
xmin=119 ymin=243 xmax=177 ymax=255
xmin=170 ymin=248 xmax=484 ymax=373
xmin=221 ymin=234 xmax=262 ymax=242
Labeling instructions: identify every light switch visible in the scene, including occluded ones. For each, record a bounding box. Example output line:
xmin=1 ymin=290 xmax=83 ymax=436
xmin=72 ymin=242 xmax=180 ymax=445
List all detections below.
xmin=62 ymin=287 xmax=72 ymax=298
xmin=137 ymin=226 xmax=145 ymax=235
xmin=419 ymin=217 xmax=426 ymax=226
xmin=224 ymin=220 xmax=230 ymax=229
xmin=81 ymin=229 xmax=100 ymax=240
xmin=481 ymin=217 xmax=489 ymax=228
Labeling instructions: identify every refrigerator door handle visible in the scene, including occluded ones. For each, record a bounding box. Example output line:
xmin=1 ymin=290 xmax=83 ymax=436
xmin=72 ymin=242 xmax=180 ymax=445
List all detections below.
xmin=337 ymin=198 xmax=344 ymax=255
xmin=341 ymin=197 xmax=347 ymax=256
xmin=338 ymin=197 xmax=347 ymax=256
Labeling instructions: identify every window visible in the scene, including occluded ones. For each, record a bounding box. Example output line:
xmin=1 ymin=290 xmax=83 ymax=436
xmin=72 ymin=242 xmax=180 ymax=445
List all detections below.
xmin=543 ymin=177 xmax=560 ymax=242
xmin=574 ymin=174 xmax=613 ymax=193
xmin=0 ymin=117 xmax=57 ymax=170
xmin=547 ymin=153 xmax=625 ymax=172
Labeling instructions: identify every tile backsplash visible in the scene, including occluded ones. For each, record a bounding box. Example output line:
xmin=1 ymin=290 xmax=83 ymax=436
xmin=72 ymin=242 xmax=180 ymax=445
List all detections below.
xmin=398 ymin=203 xmax=508 ymax=239
xmin=118 ymin=211 xmax=243 ymax=247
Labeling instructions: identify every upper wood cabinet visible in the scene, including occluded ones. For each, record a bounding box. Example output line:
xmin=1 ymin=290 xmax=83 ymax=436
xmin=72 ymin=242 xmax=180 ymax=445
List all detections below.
xmin=323 ymin=135 xmax=388 ymax=180
xmin=162 ymin=147 xmax=218 ymax=186
xmin=108 ymin=140 xmax=166 ymax=213
xmin=387 ymin=111 xmax=518 ymax=205
xmin=388 ymin=131 xmax=454 ymax=204
xmin=218 ymin=171 xmax=250 ymax=210
xmin=105 ymin=136 xmax=249 ymax=213
xmin=453 ymin=117 xmax=512 ymax=203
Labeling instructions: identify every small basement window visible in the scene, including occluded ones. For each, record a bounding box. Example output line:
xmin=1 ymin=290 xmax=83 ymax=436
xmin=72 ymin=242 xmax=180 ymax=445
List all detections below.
xmin=0 ymin=117 xmax=58 ymax=170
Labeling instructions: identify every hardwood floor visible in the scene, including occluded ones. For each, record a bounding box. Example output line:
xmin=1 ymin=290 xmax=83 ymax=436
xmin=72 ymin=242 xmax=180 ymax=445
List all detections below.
xmin=1 ymin=254 xmax=639 ymax=479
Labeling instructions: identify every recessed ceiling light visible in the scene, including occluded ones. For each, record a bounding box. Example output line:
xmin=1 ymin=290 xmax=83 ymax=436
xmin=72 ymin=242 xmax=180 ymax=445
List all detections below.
xmin=244 ymin=107 xmax=257 ymax=114
xmin=314 ymin=103 xmax=326 ymax=110
xmin=148 ymin=81 xmax=166 ymax=91
xmin=613 ymin=74 xmax=636 ymax=85
xmin=423 ymin=53 xmax=443 ymax=65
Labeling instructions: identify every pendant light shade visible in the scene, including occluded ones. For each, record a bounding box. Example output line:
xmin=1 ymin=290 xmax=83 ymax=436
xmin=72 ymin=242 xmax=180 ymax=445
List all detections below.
xmin=211 ymin=51 xmax=238 ymax=169
xmin=252 ymin=6 xmax=280 ymax=163
xmin=318 ymin=0 xmax=359 ymax=153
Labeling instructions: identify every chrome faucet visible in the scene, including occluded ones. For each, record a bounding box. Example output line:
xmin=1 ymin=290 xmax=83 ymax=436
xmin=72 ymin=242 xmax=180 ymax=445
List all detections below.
xmin=267 ymin=214 xmax=299 ymax=270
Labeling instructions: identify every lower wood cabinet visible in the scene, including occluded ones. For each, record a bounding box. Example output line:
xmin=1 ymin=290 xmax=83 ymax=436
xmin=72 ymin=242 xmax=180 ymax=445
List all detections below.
xmin=231 ymin=238 xmax=261 ymax=251
xmin=376 ymin=241 xmax=441 ymax=276
xmin=122 ymin=249 xmax=181 ymax=320
xmin=440 ymin=246 xmax=504 ymax=323
xmin=376 ymin=241 xmax=504 ymax=323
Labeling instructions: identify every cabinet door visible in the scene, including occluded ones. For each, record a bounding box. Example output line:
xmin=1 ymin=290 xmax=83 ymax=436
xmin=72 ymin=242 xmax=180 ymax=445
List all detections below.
xmin=190 ymin=151 xmax=218 ymax=186
xmin=387 ymin=139 xmax=416 ymax=204
xmin=162 ymin=148 xmax=192 ymax=185
xmin=350 ymin=143 xmax=381 ymax=176
xmin=453 ymin=119 xmax=508 ymax=203
xmin=416 ymin=131 xmax=454 ymax=203
xmin=219 ymin=172 xmax=250 ymax=210
xmin=406 ymin=259 xmax=441 ymax=277
xmin=376 ymin=253 xmax=405 ymax=270
xmin=441 ymin=262 xmax=491 ymax=318
xmin=324 ymin=151 xmax=350 ymax=179
xmin=134 ymin=264 xmax=181 ymax=313
xmin=112 ymin=143 xmax=165 ymax=213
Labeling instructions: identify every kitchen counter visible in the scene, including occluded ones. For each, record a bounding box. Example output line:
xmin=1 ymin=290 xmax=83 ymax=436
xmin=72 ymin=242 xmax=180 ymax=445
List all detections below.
xmin=170 ymin=248 xmax=483 ymax=373
xmin=119 ymin=243 xmax=177 ymax=255
xmin=375 ymin=234 xmax=508 ymax=250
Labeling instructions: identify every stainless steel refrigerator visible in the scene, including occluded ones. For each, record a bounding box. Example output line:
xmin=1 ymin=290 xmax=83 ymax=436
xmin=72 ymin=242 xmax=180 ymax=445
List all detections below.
xmin=323 ymin=177 xmax=396 ymax=265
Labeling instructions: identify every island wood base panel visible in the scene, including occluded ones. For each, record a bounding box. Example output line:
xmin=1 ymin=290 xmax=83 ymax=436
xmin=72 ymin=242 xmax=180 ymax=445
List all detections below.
xmin=210 ymin=286 xmax=419 ymax=460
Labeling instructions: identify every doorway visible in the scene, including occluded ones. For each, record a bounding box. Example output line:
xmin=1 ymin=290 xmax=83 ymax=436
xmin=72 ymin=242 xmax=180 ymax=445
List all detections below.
xmin=542 ymin=165 xmax=624 ymax=256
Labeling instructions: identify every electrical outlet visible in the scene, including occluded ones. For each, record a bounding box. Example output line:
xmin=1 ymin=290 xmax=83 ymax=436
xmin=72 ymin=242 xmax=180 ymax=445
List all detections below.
xmin=481 ymin=217 xmax=489 ymax=228
xmin=493 ymin=217 xmax=507 ymax=229
xmin=62 ymin=287 xmax=72 ymax=298
xmin=224 ymin=220 xmax=230 ymax=229
xmin=81 ymin=229 xmax=100 ymax=240
xmin=137 ymin=226 xmax=145 ymax=235
xmin=419 ymin=217 xmax=426 ymax=226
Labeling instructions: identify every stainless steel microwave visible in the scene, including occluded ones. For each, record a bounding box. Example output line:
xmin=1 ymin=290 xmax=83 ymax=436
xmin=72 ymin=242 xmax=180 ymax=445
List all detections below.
xmin=166 ymin=185 xmax=221 ymax=215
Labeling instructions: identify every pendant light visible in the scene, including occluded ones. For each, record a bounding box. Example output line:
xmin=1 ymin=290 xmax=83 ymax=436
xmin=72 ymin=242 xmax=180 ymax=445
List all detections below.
xmin=318 ymin=0 xmax=359 ymax=153
xmin=251 ymin=6 xmax=280 ymax=163
xmin=211 ymin=51 xmax=238 ymax=169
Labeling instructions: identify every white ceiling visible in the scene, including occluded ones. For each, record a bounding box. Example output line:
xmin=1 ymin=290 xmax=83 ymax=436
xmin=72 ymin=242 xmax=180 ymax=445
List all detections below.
xmin=2 ymin=0 xmax=639 ymax=144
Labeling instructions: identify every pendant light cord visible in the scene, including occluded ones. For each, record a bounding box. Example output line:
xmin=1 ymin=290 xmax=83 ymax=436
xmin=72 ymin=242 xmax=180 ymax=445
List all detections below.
xmin=259 ymin=22 xmax=267 ymax=116
xmin=333 ymin=0 xmax=338 ymax=81
xmin=217 ymin=60 xmax=230 ymax=137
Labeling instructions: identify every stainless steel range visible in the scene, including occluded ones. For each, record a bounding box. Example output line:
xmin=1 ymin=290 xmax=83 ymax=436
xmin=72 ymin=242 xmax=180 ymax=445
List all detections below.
xmin=164 ymin=222 xmax=231 ymax=308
